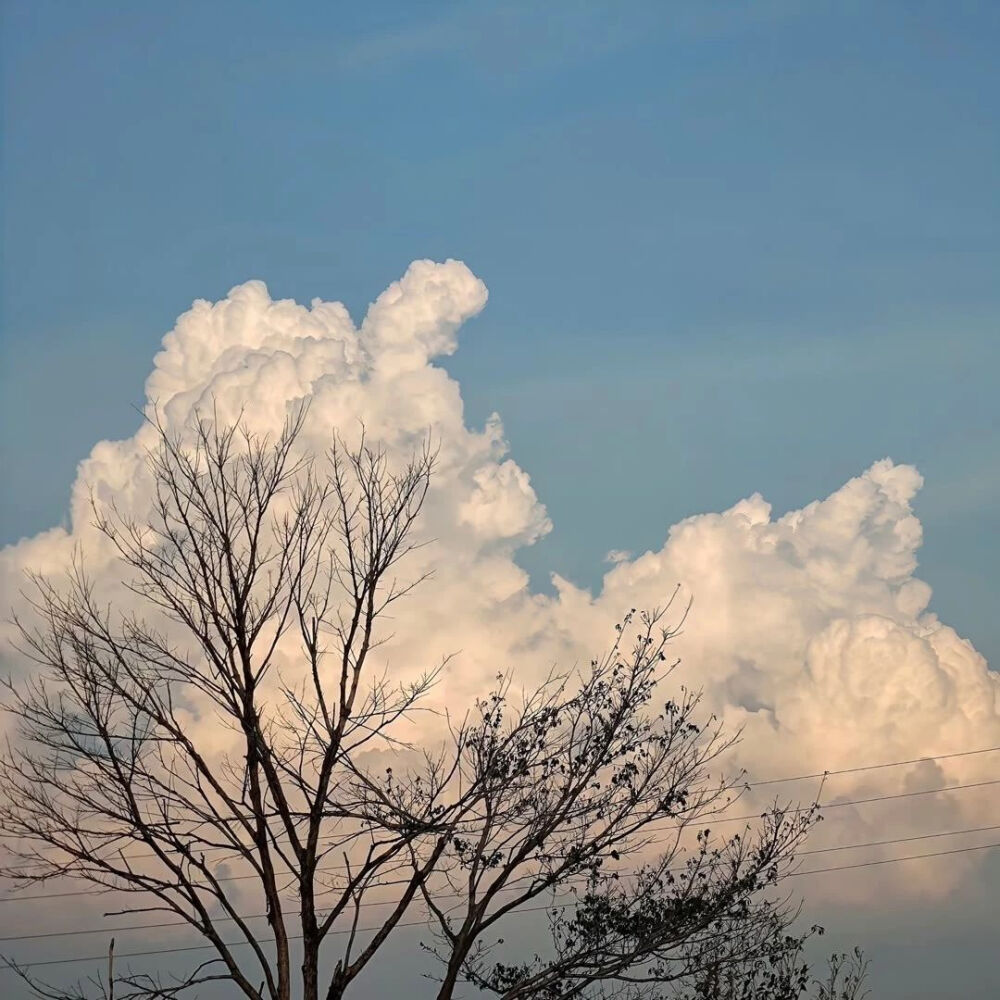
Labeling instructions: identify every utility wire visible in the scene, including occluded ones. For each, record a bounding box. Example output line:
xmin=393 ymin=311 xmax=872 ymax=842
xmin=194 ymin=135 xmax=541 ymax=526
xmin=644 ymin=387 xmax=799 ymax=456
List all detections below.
xmin=745 ymin=744 xmax=1000 ymax=786
xmin=793 ymin=840 xmax=1000 ymax=877
xmin=1 ymin=822 xmax=998 ymax=946
xmin=8 ymin=840 xmax=999 ymax=973
xmin=2 ymin=776 xmax=998 ymax=904
xmin=797 ymin=822 xmax=1000 ymax=857
xmin=0 ymin=746 xmax=1000 ymax=876
xmin=643 ymin=777 xmax=1000 ymax=835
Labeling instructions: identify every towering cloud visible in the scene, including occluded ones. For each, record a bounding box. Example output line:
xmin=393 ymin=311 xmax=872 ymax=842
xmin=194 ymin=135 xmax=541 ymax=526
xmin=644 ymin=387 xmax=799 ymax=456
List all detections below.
xmin=1 ymin=260 xmax=996 ymax=904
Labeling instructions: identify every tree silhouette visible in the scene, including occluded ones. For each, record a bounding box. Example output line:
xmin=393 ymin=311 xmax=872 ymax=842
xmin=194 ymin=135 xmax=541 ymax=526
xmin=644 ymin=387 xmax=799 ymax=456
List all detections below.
xmin=0 ymin=412 xmax=865 ymax=1000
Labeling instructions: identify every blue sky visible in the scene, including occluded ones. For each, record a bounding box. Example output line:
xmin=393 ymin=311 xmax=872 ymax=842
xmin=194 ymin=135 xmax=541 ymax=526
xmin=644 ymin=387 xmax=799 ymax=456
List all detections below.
xmin=1 ymin=5 xmax=999 ymax=992
xmin=4 ymin=1 xmax=997 ymax=668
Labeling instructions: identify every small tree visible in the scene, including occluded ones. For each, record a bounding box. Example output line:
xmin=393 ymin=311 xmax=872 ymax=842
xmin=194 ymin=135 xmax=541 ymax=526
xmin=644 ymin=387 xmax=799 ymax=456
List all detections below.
xmin=0 ymin=413 xmax=859 ymax=1000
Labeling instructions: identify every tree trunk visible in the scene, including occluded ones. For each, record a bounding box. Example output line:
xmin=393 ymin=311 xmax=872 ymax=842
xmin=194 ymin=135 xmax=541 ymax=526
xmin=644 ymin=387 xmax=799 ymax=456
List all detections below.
xmin=436 ymin=955 xmax=465 ymax=1000
xmin=302 ymin=945 xmax=319 ymax=1000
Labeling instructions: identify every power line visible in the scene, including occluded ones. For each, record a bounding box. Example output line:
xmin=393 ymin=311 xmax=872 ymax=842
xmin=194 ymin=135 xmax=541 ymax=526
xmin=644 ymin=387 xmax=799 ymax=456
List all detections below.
xmin=2 ymin=822 xmax=998 ymax=946
xmin=642 ymin=777 xmax=1000 ymax=835
xmin=8 ymin=839 xmax=999 ymax=973
xmin=0 ymin=746 xmax=1000 ymax=880
xmin=791 ymin=839 xmax=1000 ymax=877
xmin=2 ymin=776 xmax=998 ymax=904
xmin=746 ymin=745 xmax=1000 ymax=786
xmin=797 ymin=822 xmax=1000 ymax=857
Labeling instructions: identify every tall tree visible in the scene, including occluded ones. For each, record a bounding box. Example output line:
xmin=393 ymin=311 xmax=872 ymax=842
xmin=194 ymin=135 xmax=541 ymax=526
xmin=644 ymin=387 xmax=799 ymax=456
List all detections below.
xmin=0 ymin=413 xmax=856 ymax=1000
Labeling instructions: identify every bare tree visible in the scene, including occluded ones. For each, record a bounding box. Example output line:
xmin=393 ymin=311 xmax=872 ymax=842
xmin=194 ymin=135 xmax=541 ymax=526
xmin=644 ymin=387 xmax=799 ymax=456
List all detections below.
xmin=404 ymin=609 xmax=816 ymax=1000
xmin=0 ymin=412 xmax=850 ymax=1000
xmin=813 ymin=949 xmax=871 ymax=1000
xmin=675 ymin=924 xmax=871 ymax=1000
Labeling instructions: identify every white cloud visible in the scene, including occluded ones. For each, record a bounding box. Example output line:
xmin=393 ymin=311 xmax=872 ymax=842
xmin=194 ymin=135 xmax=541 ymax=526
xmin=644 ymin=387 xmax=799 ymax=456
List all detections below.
xmin=604 ymin=548 xmax=633 ymax=564
xmin=1 ymin=259 xmax=997 ymax=906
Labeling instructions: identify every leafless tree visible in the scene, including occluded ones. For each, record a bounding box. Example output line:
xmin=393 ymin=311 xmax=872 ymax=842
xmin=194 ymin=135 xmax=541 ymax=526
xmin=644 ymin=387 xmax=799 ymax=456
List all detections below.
xmin=673 ymin=923 xmax=871 ymax=1000
xmin=813 ymin=949 xmax=871 ymax=1000
xmin=0 ymin=411 xmax=847 ymax=1000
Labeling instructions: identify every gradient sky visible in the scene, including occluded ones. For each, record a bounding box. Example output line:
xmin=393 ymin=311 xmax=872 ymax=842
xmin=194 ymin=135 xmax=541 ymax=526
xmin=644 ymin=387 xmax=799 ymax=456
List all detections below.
xmin=2 ymin=2 xmax=999 ymax=997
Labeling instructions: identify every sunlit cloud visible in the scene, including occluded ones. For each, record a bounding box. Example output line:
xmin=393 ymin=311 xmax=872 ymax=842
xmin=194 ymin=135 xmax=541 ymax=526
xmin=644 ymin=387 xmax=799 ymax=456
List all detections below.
xmin=2 ymin=260 xmax=996 ymax=907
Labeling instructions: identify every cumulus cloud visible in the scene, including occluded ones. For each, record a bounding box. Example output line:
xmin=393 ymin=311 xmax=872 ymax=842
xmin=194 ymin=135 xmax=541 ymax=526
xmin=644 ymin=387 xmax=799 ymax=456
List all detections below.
xmin=1 ymin=259 xmax=997 ymax=906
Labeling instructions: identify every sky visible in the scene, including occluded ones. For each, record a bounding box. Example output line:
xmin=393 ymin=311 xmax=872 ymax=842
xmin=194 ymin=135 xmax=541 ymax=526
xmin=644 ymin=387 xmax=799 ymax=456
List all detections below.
xmin=1 ymin=2 xmax=999 ymax=998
